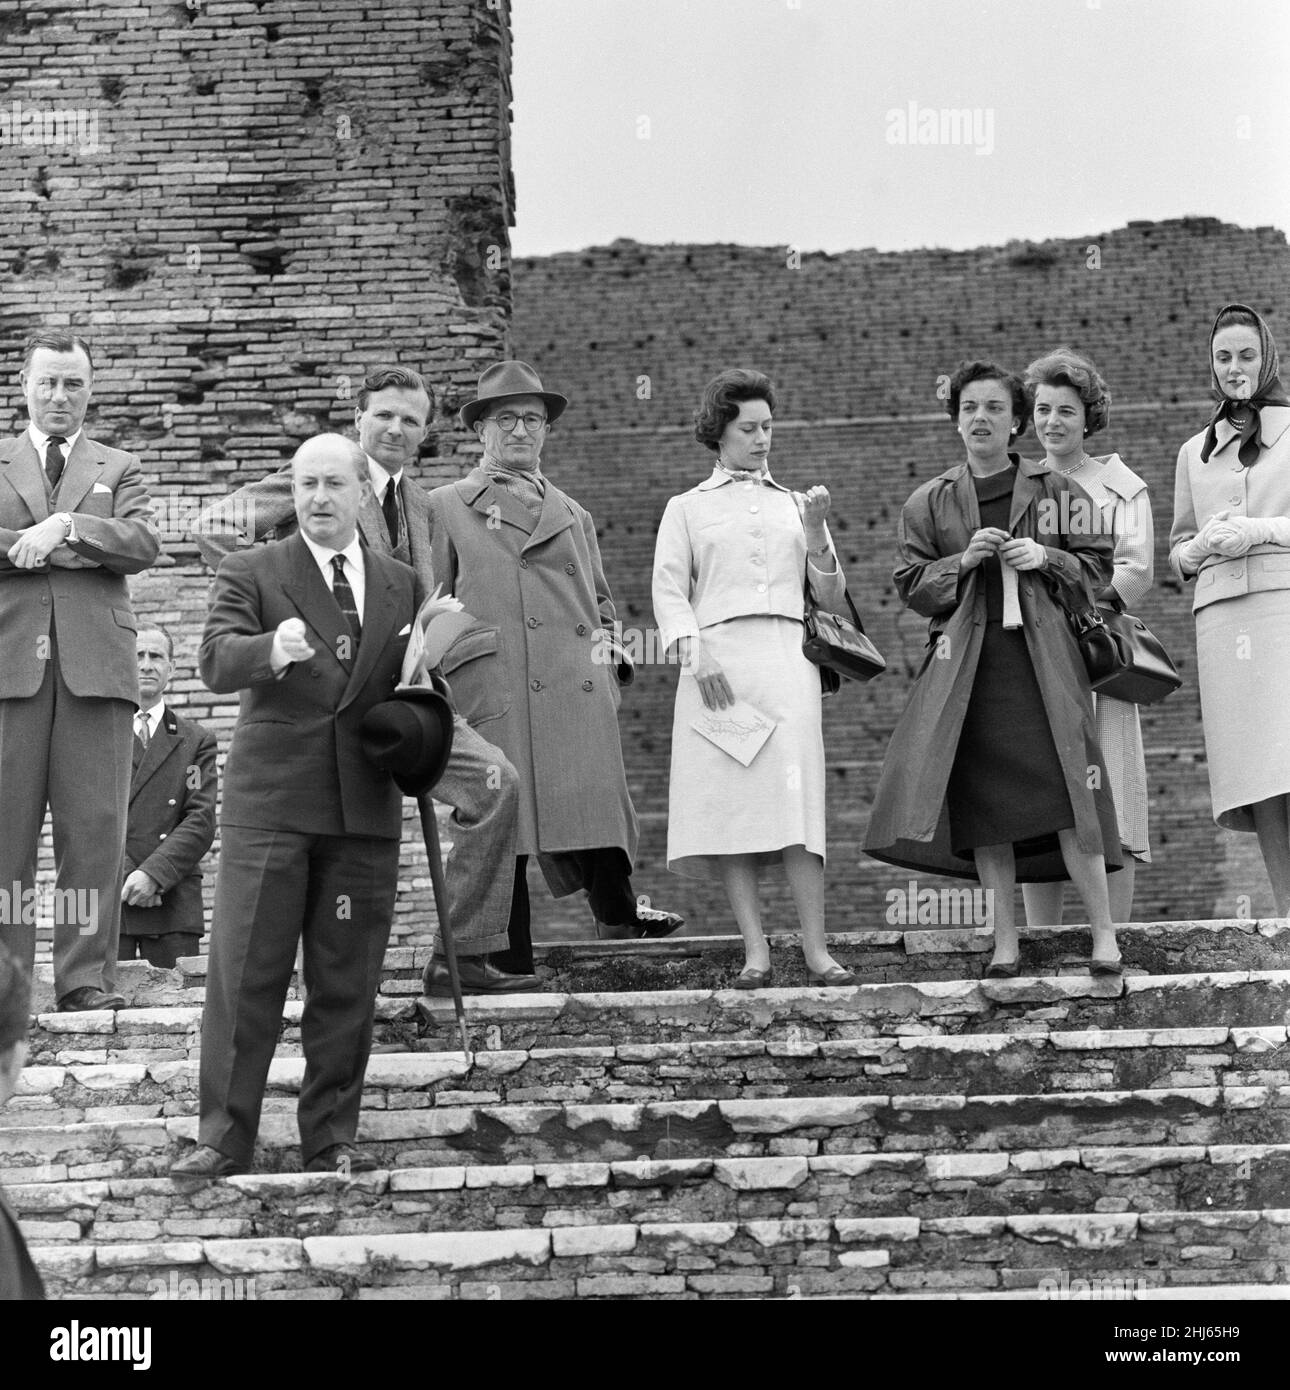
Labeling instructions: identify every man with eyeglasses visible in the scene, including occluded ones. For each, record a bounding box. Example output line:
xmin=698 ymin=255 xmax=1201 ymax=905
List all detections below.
xmin=425 ymin=361 xmax=682 ymax=982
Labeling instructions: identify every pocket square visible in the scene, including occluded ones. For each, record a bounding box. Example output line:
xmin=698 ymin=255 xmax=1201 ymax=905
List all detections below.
xmin=92 ymin=482 xmax=113 ymax=494
xmin=398 ymin=623 xmax=411 ymax=636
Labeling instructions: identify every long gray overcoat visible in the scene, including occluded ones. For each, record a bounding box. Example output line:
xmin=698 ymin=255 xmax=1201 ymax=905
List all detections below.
xmin=864 ymin=455 xmax=1123 ymax=882
xmin=426 ymin=468 xmax=639 ymax=892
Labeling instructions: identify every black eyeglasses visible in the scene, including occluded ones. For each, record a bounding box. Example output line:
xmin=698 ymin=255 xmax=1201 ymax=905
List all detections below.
xmin=487 ymin=411 xmax=548 ymax=434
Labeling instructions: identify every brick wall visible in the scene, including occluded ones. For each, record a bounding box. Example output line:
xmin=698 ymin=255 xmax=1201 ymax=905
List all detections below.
xmin=3 ymin=0 xmax=514 ymax=948
xmin=510 ymin=220 xmax=1290 ymax=933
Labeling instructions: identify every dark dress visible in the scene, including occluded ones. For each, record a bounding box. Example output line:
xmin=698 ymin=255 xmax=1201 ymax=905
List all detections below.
xmin=946 ymin=464 xmax=1074 ymax=861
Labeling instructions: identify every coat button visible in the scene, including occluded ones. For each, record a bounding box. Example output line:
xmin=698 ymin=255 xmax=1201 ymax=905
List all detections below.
xmin=581 ymin=680 xmax=594 ymax=692
xmin=527 ymin=617 xmax=540 ymax=628
xmin=1230 ymin=496 xmax=1243 ymax=505
xmin=159 ymin=832 xmax=167 ymax=840
xmin=564 ymin=562 xmax=576 ymax=575
xmin=756 ymin=583 xmax=767 ymax=593
xmin=576 ymin=623 xmax=587 ymax=636
xmin=168 ymin=798 xmax=177 ymax=806
xmin=530 ymin=678 xmax=542 ymax=691
xmin=749 ymin=506 xmax=759 ymax=514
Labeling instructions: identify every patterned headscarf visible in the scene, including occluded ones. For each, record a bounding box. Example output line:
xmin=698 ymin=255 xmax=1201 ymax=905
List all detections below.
xmin=1199 ymin=302 xmax=1290 ymax=466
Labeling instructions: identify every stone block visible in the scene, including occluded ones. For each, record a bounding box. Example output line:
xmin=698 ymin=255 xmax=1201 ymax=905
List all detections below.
xmin=551 ymin=1224 xmax=638 ymax=1258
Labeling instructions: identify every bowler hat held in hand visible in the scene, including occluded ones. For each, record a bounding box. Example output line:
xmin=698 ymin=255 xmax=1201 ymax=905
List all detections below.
xmin=359 ymin=686 xmax=455 ymax=797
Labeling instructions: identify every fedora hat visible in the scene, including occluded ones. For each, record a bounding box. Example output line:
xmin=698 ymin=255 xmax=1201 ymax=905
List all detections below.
xmin=359 ymin=685 xmax=455 ymax=798
xmin=459 ymin=360 xmax=568 ymax=429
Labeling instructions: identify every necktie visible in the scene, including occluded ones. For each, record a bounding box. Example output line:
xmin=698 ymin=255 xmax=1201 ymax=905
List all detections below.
xmin=331 ymin=554 xmax=361 ymax=647
xmin=382 ymin=480 xmax=400 ymax=547
xmin=46 ymin=435 xmax=67 ymax=491
xmin=134 ymin=712 xmax=150 ymax=752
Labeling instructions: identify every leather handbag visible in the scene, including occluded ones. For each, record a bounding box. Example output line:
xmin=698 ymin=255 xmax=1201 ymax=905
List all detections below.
xmin=802 ymin=584 xmax=886 ymax=693
xmin=1069 ymin=605 xmax=1182 ymax=705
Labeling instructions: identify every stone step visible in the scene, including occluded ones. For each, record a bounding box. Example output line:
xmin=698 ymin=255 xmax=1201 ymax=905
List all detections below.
xmin=4 ymin=1085 xmax=1289 ymax=1179
xmin=26 ymin=971 xmax=1290 ymax=1064
xmin=12 ymin=1143 xmax=1290 ymax=1255
xmin=10 ymin=1025 xmax=1290 ymax=1125
xmin=28 ymin=1207 xmax=1290 ymax=1299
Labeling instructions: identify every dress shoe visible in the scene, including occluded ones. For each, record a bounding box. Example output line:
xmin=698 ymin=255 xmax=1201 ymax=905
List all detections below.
xmin=732 ymin=966 xmax=773 ymax=990
xmin=984 ymin=957 xmax=1020 ymax=979
xmin=595 ymin=905 xmax=685 ymax=940
xmin=1090 ymin=956 xmax=1124 ymax=977
xmin=424 ymin=954 xmax=543 ymax=996
xmin=305 ymin=1143 xmax=378 ymax=1174
xmin=806 ymin=965 xmax=857 ymax=987
xmin=170 ymin=1145 xmax=245 ymax=1179
xmin=57 ymin=986 xmax=126 ymax=1012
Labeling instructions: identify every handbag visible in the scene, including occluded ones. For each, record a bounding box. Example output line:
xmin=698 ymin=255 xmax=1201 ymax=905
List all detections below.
xmin=802 ymin=581 xmax=886 ymax=692
xmin=1069 ymin=604 xmax=1182 ymax=705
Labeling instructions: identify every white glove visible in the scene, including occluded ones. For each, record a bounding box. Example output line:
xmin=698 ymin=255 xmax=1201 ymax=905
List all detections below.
xmin=1245 ymin=516 xmax=1290 ymax=547
xmin=1206 ymin=517 xmax=1257 ymax=557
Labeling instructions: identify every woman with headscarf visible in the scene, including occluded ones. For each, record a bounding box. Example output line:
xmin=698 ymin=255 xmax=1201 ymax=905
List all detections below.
xmin=864 ymin=360 xmax=1124 ymax=975
xmin=1169 ymin=303 xmax=1290 ymax=913
xmin=1021 ymin=348 xmax=1154 ymax=927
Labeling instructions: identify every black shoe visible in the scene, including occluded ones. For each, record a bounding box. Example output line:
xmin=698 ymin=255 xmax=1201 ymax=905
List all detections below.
xmin=424 ymin=955 xmax=543 ymax=996
xmin=305 ymin=1143 xmax=378 ymax=1175
xmin=984 ymin=958 xmax=1020 ymax=979
xmin=595 ymin=905 xmax=685 ymax=940
xmin=170 ymin=1145 xmax=245 ymax=1179
xmin=57 ymin=986 xmax=126 ymax=1012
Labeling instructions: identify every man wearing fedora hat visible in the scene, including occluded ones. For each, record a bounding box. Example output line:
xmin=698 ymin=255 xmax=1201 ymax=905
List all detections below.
xmin=190 ymin=366 xmax=537 ymax=1001
xmin=426 ymin=360 xmax=683 ymax=976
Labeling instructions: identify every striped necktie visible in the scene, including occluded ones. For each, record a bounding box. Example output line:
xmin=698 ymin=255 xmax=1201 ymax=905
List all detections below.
xmin=331 ymin=554 xmax=361 ymax=647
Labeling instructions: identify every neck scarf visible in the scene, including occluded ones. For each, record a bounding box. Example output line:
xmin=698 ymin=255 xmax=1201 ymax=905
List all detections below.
xmin=1199 ymin=302 xmax=1290 ymax=466
xmin=483 ymin=458 xmax=545 ymax=518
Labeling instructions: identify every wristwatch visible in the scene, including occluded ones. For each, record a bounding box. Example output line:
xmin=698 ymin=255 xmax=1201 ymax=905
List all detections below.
xmin=52 ymin=511 xmax=77 ymax=542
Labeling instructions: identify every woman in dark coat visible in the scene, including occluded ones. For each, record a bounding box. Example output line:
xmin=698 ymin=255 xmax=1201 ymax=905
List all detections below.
xmin=864 ymin=361 xmax=1124 ymax=975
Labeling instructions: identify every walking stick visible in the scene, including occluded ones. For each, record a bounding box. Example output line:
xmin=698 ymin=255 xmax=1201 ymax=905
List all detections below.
xmin=416 ymin=793 xmax=472 ymax=1061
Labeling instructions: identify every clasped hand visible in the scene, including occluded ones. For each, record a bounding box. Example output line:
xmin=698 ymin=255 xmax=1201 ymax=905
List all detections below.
xmin=7 ymin=516 xmax=69 ymax=569
xmin=961 ymin=527 xmax=1046 ymax=572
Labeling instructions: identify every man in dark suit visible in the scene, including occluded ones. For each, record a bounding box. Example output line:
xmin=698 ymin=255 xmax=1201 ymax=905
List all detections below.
xmin=118 ymin=622 xmax=217 ymax=969
xmin=0 ymin=941 xmax=45 ymax=1299
xmin=191 ymin=367 xmax=536 ymax=997
xmin=172 ymin=435 xmax=427 ymax=1179
xmin=0 ymin=332 xmax=159 ymax=1012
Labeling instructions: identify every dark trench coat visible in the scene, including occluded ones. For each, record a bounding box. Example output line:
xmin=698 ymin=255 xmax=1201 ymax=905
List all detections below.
xmin=863 ymin=455 xmax=1123 ymax=882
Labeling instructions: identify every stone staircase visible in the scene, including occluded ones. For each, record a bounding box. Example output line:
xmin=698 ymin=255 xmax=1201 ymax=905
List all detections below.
xmin=9 ymin=920 xmax=1290 ymax=1300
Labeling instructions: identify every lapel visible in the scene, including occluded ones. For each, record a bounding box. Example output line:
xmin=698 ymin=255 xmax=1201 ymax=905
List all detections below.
xmin=524 ymin=483 xmax=578 ymax=553
xmin=53 ymin=434 xmax=102 ymax=510
xmin=340 ymin=549 xmax=398 ymax=711
xmin=457 ymin=469 xmax=535 ymax=538
xmin=1007 ymin=455 xmax=1046 ymax=535
xmin=1259 ymin=404 xmax=1290 ymax=451
xmin=131 ymin=706 xmax=180 ymax=801
xmin=357 ymin=493 xmax=392 ymax=555
xmin=278 ymin=532 xmax=353 ymax=675
xmin=0 ymin=432 xmax=52 ymax=524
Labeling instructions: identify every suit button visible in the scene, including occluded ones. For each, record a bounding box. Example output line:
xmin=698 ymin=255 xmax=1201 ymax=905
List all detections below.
xmin=520 ymin=559 xmax=529 ymax=569
xmin=576 ymin=623 xmax=587 ymax=636
xmin=581 ymin=680 xmax=594 ymax=692
xmin=564 ymin=563 xmax=576 ymax=575
xmin=749 ymin=506 xmax=760 ymax=514
xmin=756 ymin=583 xmax=767 ymax=593
xmin=159 ymin=833 xmax=167 ymax=840
xmin=527 ymin=617 xmax=540 ymax=628
xmin=168 ymin=798 xmax=176 ymax=806
xmin=310 ymin=669 xmax=320 ymax=679
xmin=530 ymin=678 xmax=542 ymax=691
xmin=1230 ymin=496 xmax=1242 ymax=505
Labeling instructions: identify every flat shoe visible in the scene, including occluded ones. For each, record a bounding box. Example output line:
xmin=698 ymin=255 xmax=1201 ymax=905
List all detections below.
xmin=806 ymin=965 xmax=856 ymax=987
xmin=732 ymin=967 xmax=772 ymax=990
xmin=1090 ymin=957 xmax=1123 ymax=976
xmin=985 ymin=958 xmax=1020 ymax=979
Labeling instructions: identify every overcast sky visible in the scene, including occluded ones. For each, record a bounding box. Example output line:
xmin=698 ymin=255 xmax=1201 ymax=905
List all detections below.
xmin=510 ymin=0 xmax=1290 ymax=256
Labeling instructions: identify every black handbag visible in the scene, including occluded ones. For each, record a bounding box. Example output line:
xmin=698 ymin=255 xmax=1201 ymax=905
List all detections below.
xmin=802 ymin=583 xmax=886 ymax=693
xmin=1069 ymin=604 xmax=1182 ymax=705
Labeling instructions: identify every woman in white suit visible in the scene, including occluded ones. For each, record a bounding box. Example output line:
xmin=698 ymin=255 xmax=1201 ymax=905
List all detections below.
xmin=652 ymin=369 xmax=855 ymax=988
xmin=1169 ymin=303 xmax=1290 ymax=913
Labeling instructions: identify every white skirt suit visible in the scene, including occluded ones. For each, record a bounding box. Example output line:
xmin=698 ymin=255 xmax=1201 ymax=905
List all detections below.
xmin=1063 ymin=453 xmax=1155 ymax=861
xmin=1169 ymin=405 xmax=1290 ymax=831
xmin=652 ymin=466 xmax=846 ymax=880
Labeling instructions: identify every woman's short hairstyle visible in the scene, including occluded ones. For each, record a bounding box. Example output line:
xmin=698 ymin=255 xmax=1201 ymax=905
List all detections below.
xmin=694 ymin=369 xmax=777 ymax=452
xmin=945 ymin=360 xmax=1030 ymax=440
xmin=1024 ymin=347 xmax=1112 ymax=436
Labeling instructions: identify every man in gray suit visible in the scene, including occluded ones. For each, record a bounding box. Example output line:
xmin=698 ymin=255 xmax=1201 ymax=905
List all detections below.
xmin=192 ymin=367 xmax=535 ymax=996
xmin=0 ymin=332 xmax=159 ymax=1011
